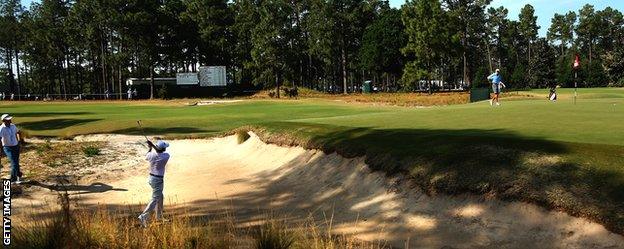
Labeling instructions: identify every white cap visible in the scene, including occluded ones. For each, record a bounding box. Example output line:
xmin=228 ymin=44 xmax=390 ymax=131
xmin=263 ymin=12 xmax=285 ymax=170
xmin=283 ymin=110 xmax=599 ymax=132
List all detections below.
xmin=155 ymin=140 xmax=169 ymax=150
xmin=495 ymin=68 xmax=500 ymax=72
xmin=1 ymin=114 xmax=12 ymax=121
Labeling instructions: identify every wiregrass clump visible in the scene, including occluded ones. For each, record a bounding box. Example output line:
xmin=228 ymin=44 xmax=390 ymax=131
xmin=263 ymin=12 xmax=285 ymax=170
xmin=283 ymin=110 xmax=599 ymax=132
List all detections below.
xmin=13 ymin=193 xmax=233 ymax=249
xmin=14 ymin=194 xmax=388 ymax=249
xmin=255 ymin=220 xmax=295 ymax=249
xmin=82 ymin=146 xmax=101 ymax=157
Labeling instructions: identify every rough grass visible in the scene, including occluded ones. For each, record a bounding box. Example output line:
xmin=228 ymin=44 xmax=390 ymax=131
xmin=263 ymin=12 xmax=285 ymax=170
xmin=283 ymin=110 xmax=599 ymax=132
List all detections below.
xmin=26 ymin=141 xmax=100 ymax=168
xmin=82 ymin=146 xmax=101 ymax=157
xmin=331 ymin=92 xmax=469 ymax=106
xmin=252 ymin=87 xmax=470 ymax=106
xmin=20 ymin=140 xmax=124 ymax=182
xmin=14 ymin=194 xmax=386 ymax=249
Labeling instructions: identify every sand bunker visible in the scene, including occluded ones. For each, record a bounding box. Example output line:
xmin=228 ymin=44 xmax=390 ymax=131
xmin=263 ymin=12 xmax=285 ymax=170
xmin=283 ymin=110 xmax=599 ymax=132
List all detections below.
xmin=15 ymin=132 xmax=624 ymax=248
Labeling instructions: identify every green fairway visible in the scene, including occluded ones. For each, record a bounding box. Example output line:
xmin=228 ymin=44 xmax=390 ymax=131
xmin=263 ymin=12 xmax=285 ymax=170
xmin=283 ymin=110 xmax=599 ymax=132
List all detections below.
xmin=6 ymin=87 xmax=624 ymax=234
xmin=9 ymin=88 xmax=624 ymax=145
xmin=519 ymin=87 xmax=624 ymax=100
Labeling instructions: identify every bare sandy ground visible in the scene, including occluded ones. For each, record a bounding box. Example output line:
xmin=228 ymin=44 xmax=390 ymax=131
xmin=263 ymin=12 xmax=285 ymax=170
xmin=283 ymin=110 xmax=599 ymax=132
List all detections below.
xmin=14 ymin=133 xmax=624 ymax=249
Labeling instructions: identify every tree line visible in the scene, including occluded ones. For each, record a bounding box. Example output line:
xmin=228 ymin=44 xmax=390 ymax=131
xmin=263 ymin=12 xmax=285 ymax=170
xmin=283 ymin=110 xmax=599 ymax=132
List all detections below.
xmin=0 ymin=0 xmax=622 ymax=99
xmin=403 ymin=0 xmax=624 ymax=92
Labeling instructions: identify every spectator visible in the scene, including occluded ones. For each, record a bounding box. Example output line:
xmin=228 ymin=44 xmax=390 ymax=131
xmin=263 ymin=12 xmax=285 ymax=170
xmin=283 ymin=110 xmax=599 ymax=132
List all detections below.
xmin=0 ymin=114 xmax=24 ymax=183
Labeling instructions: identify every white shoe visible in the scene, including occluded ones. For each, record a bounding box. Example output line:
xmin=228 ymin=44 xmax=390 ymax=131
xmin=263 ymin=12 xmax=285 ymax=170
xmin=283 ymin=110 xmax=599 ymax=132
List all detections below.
xmin=13 ymin=177 xmax=23 ymax=184
xmin=496 ymin=102 xmax=500 ymax=106
xmin=138 ymin=214 xmax=148 ymax=227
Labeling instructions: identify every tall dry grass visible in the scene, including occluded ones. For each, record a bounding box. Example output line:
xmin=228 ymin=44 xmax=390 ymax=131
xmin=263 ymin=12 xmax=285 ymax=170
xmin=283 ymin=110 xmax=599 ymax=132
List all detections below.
xmin=251 ymin=87 xmax=470 ymax=106
xmin=13 ymin=193 xmax=388 ymax=249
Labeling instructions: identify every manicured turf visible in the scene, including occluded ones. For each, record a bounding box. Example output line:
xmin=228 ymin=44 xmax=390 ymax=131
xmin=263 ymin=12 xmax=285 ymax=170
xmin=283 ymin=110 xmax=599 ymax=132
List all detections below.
xmin=6 ymin=87 xmax=624 ymax=233
xmin=9 ymin=88 xmax=623 ymax=145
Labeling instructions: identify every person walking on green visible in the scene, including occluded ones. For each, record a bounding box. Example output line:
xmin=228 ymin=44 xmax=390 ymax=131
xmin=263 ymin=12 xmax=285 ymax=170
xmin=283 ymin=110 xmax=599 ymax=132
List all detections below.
xmin=487 ymin=69 xmax=506 ymax=106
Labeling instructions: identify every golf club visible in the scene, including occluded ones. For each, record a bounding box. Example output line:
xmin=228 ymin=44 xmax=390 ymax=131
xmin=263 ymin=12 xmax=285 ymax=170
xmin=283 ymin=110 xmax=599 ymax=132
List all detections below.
xmin=137 ymin=120 xmax=150 ymax=142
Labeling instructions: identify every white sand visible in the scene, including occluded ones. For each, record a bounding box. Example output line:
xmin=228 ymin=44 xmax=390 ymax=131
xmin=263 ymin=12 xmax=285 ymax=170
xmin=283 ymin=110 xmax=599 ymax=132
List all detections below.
xmin=16 ymin=132 xmax=624 ymax=248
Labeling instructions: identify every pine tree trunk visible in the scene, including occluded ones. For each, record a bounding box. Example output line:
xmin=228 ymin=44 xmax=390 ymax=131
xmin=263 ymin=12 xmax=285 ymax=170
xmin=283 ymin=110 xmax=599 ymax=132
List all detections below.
xmin=91 ymin=50 xmax=99 ymax=95
xmin=486 ymin=41 xmax=493 ymax=72
xmin=76 ymin=54 xmax=83 ymax=94
xmin=110 ymin=67 xmax=115 ymax=94
xmin=14 ymin=49 xmax=21 ymax=98
xmin=101 ymin=38 xmax=108 ymax=96
xmin=118 ymin=65 xmax=122 ymax=100
xmin=308 ymin=54 xmax=312 ymax=89
xmin=275 ymin=70 xmax=280 ymax=98
xmin=341 ymin=47 xmax=347 ymax=94
xmin=6 ymin=50 xmax=14 ymax=94
xmin=66 ymin=55 xmax=71 ymax=97
xmin=150 ymin=67 xmax=154 ymax=100
xmin=60 ymin=61 xmax=67 ymax=99
xmin=589 ymin=41 xmax=592 ymax=66
xmin=463 ymin=51 xmax=467 ymax=87
xmin=528 ymin=41 xmax=532 ymax=85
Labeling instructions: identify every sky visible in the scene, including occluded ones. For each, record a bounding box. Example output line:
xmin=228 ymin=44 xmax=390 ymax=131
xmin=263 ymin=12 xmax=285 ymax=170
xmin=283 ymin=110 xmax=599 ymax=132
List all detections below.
xmin=20 ymin=0 xmax=624 ymax=37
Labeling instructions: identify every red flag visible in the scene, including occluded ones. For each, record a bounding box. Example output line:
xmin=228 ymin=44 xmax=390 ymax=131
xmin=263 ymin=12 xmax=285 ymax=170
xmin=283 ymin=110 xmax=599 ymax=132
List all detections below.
xmin=573 ymin=54 xmax=580 ymax=69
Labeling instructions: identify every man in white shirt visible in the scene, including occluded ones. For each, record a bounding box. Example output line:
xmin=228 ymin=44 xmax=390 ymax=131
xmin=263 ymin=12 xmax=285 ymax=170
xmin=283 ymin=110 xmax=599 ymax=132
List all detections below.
xmin=0 ymin=114 xmax=23 ymax=183
xmin=138 ymin=139 xmax=170 ymax=227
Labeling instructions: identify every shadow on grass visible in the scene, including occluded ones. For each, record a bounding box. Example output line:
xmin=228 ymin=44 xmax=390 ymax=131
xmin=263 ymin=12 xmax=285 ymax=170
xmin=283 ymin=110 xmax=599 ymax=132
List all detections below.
xmin=111 ymin=127 xmax=213 ymax=136
xmin=25 ymin=181 xmax=127 ymax=195
xmin=20 ymin=118 xmax=102 ymax=130
xmin=17 ymin=112 xmax=92 ymax=118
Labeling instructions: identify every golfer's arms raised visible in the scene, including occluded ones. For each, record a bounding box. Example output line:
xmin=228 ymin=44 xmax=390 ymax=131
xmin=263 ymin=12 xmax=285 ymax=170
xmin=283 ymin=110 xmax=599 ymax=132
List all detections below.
xmin=146 ymin=140 xmax=154 ymax=152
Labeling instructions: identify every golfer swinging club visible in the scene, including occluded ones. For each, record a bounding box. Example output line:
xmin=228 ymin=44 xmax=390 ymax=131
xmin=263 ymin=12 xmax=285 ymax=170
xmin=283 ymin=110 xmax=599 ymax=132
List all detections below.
xmin=487 ymin=69 xmax=506 ymax=106
xmin=138 ymin=139 xmax=170 ymax=227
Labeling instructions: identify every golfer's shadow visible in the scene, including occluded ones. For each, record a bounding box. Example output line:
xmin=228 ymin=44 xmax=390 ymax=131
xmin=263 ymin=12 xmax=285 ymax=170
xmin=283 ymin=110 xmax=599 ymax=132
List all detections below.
xmin=27 ymin=181 xmax=128 ymax=195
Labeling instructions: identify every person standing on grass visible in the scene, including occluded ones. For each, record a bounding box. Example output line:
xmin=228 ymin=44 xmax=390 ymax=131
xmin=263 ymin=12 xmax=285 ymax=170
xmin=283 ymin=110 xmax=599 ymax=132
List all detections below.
xmin=138 ymin=139 xmax=170 ymax=227
xmin=0 ymin=114 xmax=23 ymax=183
xmin=487 ymin=69 xmax=506 ymax=106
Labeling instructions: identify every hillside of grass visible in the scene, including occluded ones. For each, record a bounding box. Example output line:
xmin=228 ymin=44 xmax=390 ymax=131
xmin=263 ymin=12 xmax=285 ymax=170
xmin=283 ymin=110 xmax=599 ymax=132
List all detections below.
xmin=7 ymin=87 xmax=624 ymax=234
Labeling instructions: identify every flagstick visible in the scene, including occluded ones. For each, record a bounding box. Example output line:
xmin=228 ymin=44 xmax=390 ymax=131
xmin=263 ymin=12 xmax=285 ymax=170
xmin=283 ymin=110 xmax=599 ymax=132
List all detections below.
xmin=573 ymin=54 xmax=579 ymax=105
xmin=574 ymin=71 xmax=577 ymax=105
